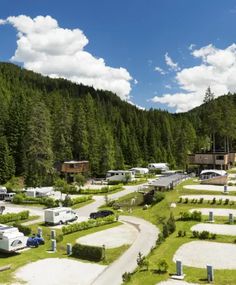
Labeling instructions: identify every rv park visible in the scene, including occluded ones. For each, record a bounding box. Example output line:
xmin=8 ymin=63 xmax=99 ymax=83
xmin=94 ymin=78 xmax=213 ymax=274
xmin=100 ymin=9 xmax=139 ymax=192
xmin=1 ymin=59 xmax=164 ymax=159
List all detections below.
xmin=0 ymin=159 xmax=236 ymax=285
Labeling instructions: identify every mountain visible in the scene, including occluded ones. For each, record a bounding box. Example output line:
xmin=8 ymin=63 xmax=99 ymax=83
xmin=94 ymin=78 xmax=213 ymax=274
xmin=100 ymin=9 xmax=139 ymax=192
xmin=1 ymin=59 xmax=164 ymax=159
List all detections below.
xmin=0 ymin=62 xmax=235 ymax=186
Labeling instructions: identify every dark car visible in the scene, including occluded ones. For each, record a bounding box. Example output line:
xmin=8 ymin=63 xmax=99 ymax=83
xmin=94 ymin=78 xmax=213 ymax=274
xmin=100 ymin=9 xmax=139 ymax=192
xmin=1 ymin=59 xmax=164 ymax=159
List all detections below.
xmin=89 ymin=210 xmax=114 ymax=219
xmin=27 ymin=235 xmax=45 ymax=247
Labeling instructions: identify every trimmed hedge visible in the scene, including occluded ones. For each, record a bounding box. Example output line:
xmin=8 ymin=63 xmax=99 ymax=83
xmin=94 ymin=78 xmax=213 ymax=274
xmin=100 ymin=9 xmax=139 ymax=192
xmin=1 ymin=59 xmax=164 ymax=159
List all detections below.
xmin=12 ymin=223 xmax=31 ymax=235
xmin=62 ymin=215 xmax=115 ymax=235
xmin=72 ymin=243 xmax=105 ymax=261
xmin=0 ymin=211 xmax=29 ymax=223
xmin=79 ymin=185 xmax=123 ymax=194
xmin=62 ymin=195 xmax=92 ymax=207
xmin=179 ymin=211 xmax=202 ymax=221
xmin=13 ymin=194 xmax=59 ymax=208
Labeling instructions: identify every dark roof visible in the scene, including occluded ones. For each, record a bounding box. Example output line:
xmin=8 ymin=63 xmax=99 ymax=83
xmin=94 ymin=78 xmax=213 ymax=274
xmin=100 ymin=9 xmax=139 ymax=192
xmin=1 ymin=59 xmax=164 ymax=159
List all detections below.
xmin=150 ymin=174 xmax=187 ymax=188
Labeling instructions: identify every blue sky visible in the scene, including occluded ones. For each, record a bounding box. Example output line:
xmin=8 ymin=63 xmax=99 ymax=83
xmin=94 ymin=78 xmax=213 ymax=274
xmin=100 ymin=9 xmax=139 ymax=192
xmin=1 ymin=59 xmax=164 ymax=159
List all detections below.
xmin=1 ymin=0 xmax=236 ymax=112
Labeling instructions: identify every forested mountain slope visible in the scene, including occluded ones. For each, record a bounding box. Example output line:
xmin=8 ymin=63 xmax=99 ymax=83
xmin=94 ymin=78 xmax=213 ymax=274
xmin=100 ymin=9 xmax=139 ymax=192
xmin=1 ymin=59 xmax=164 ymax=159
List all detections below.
xmin=0 ymin=62 xmax=235 ymax=186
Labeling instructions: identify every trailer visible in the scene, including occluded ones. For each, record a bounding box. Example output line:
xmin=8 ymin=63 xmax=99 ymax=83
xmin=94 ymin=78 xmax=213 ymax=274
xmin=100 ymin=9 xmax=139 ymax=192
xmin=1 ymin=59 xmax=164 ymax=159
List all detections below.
xmin=44 ymin=207 xmax=78 ymax=225
xmin=106 ymin=170 xmax=135 ymax=182
xmin=0 ymin=224 xmax=27 ymax=252
xmin=0 ymin=187 xmax=7 ymax=201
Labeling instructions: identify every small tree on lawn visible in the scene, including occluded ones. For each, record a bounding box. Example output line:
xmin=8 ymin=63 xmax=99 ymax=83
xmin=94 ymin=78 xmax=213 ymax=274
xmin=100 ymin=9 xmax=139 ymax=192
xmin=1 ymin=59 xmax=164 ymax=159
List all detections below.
xmin=167 ymin=212 xmax=176 ymax=234
xmin=74 ymin=174 xmax=86 ymax=189
xmin=157 ymin=259 xmax=168 ymax=273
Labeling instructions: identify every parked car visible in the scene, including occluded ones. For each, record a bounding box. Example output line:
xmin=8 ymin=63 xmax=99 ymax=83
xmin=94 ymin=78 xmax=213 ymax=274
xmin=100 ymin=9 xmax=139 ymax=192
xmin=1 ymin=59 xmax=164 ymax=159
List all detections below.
xmin=27 ymin=234 xmax=45 ymax=247
xmin=89 ymin=210 xmax=114 ymax=219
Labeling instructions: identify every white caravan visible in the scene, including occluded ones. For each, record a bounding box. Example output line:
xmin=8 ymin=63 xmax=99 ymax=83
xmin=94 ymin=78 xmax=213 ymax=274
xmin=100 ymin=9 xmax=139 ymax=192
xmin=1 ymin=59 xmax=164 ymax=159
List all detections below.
xmin=44 ymin=207 xmax=78 ymax=225
xmin=148 ymin=163 xmax=169 ymax=172
xmin=130 ymin=167 xmax=149 ymax=175
xmin=0 ymin=224 xmax=27 ymax=252
xmin=106 ymin=170 xmax=135 ymax=182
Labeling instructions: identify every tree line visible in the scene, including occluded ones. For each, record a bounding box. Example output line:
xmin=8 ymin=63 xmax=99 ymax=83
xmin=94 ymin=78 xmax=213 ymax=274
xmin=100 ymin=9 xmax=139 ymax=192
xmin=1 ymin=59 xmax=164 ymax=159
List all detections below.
xmin=0 ymin=63 xmax=235 ymax=186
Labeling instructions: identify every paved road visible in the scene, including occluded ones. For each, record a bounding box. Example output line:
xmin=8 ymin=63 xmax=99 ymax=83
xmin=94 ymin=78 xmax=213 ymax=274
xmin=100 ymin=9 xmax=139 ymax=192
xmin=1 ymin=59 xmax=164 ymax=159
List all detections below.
xmin=76 ymin=185 xmax=144 ymax=218
xmin=91 ymin=215 xmax=159 ymax=285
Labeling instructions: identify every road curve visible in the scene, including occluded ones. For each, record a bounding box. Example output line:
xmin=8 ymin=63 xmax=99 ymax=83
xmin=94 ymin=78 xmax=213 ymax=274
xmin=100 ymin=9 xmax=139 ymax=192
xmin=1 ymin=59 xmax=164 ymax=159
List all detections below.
xmin=91 ymin=215 xmax=159 ymax=285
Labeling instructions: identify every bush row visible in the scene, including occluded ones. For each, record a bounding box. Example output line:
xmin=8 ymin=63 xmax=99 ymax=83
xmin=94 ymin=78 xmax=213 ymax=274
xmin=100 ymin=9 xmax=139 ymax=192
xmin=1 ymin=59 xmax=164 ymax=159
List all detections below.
xmin=62 ymin=215 xmax=116 ymax=235
xmin=12 ymin=222 xmax=31 ymax=235
xmin=192 ymin=230 xmax=216 ymax=240
xmin=62 ymin=195 xmax=92 ymax=207
xmin=13 ymin=194 xmax=58 ymax=208
xmin=72 ymin=243 xmax=105 ymax=261
xmin=0 ymin=210 xmax=29 ymax=223
xmin=178 ymin=197 xmax=233 ymax=205
xmin=179 ymin=211 xmax=202 ymax=221
xmin=79 ymin=185 xmax=123 ymax=194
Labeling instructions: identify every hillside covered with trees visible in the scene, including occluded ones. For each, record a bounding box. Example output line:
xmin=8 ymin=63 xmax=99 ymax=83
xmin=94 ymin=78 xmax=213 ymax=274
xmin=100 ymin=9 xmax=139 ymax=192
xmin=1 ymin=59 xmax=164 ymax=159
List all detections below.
xmin=0 ymin=62 xmax=236 ymax=187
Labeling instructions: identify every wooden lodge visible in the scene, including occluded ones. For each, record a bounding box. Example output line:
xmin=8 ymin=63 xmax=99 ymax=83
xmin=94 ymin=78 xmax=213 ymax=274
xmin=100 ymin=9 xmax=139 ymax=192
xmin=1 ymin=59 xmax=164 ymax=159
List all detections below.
xmin=60 ymin=160 xmax=89 ymax=182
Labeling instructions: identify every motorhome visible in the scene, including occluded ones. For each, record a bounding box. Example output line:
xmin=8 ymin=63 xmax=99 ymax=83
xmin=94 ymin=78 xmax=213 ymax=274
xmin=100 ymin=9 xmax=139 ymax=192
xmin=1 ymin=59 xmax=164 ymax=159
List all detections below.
xmin=148 ymin=163 xmax=169 ymax=172
xmin=0 ymin=224 xmax=27 ymax=252
xmin=130 ymin=167 xmax=149 ymax=175
xmin=0 ymin=187 xmax=7 ymax=200
xmin=26 ymin=187 xmax=54 ymax=198
xmin=4 ymin=193 xmax=15 ymax=202
xmin=106 ymin=170 xmax=135 ymax=182
xmin=44 ymin=207 xmax=78 ymax=225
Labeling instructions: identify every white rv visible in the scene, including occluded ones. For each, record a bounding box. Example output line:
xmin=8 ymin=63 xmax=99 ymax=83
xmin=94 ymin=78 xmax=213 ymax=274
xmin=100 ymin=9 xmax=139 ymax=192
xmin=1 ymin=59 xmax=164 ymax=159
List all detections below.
xmin=148 ymin=163 xmax=169 ymax=172
xmin=106 ymin=170 xmax=135 ymax=182
xmin=4 ymin=193 xmax=15 ymax=202
xmin=26 ymin=187 xmax=54 ymax=198
xmin=0 ymin=187 xmax=7 ymax=200
xmin=130 ymin=167 xmax=149 ymax=175
xmin=0 ymin=224 xmax=27 ymax=252
xmin=44 ymin=207 xmax=78 ymax=225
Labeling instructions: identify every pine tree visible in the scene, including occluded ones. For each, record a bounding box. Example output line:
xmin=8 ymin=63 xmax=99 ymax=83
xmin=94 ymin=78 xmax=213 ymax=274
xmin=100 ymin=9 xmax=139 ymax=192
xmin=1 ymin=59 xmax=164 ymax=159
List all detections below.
xmin=0 ymin=136 xmax=15 ymax=184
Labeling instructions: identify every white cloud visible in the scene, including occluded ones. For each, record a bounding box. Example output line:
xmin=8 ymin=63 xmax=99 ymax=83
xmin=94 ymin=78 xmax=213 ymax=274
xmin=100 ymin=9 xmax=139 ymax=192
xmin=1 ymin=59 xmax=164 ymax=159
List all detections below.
xmin=154 ymin=66 xmax=166 ymax=75
xmin=134 ymin=79 xmax=138 ymax=85
xmin=164 ymin=52 xmax=180 ymax=71
xmin=150 ymin=43 xmax=236 ymax=112
xmin=1 ymin=15 xmax=132 ymax=100
xmin=164 ymin=84 xmax=171 ymax=89
xmin=0 ymin=19 xmax=6 ymax=25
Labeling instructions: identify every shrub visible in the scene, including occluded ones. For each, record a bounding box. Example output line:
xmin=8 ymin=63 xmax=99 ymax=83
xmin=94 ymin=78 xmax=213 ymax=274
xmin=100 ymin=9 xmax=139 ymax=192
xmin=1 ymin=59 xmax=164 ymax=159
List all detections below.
xmin=72 ymin=243 xmax=105 ymax=261
xmin=122 ymin=272 xmax=131 ymax=282
xmin=153 ymin=191 xmax=165 ymax=204
xmin=224 ymin=199 xmax=229 ymax=205
xmin=162 ymin=223 xmax=169 ymax=238
xmin=199 ymin=231 xmax=210 ymax=240
xmin=184 ymin=198 xmax=188 ymax=204
xmin=62 ymin=215 xmax=115 ymax=235
xmin=178 ymin=197 xmax=182 ymax=203
xmin=180 ymin=211 xmax=201 ymax=221
xmin=80 ymin=185 xmax=123 ymax=194
xmin=192 ymin=231 xmax=199 ymax=238
xmin=212 ymin=197 xmax=216 ymax=204
xmin=178 ymin=230 xmax=183 ymax=237
xmin=156 ymin=233 xmax=165 ymax=245
xmin=199 ymin=198 xmax=204 ymax=204
xmin=167 ymin=213 xmax=176 ymax=234
xmin=0 ymin=211 xmax=29 ymax=223
xmin=156 ymin=259 xmax=168 ymax=273
xmin=13 ymin=223 xmax=31 ymax=236
xmin=62 ymin=195 xmax=92 ymax=207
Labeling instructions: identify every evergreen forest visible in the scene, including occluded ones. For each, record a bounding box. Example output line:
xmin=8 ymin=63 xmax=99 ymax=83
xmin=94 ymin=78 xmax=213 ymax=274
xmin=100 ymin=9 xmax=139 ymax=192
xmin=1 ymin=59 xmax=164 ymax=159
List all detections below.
xmin=1 ymin=62 xmax=236 ymax=186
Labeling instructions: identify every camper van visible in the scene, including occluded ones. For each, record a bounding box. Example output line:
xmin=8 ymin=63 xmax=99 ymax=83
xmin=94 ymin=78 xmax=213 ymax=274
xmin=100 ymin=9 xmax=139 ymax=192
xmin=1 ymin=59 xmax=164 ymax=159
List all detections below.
xmin=4 ymin=193 xmax=15 ymax=202
xmin=106 ymin=170 xmax=135 ymax=182
xmin=44 ymin=207 xmax=78 ymax=225
xmin=148 ymin=163 xmax=169 ymax=172
xmin=0 ymin=224 xmax=27 ymax=252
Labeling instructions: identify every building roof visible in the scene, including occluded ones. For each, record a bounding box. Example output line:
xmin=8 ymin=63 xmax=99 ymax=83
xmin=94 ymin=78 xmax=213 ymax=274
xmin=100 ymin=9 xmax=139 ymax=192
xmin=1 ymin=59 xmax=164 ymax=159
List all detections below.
xmin=63 ymin=160 xmax=89 ymax=164
xmin=200 ymin=169 xmax=227 ymax=176
xmin=150 ymin=173 xmax=187 ymax=188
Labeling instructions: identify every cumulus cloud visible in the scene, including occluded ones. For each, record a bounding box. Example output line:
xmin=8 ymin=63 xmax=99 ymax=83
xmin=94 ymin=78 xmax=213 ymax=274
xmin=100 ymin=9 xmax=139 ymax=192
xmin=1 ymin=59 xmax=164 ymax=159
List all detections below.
xmin=150 ymin=44 xmax=236 ymax=112
xmin=188 ymin=43 xmax=196 ymax=50
xmin=0 ymin=15 xmax=132 ymax=100
xmin=154 ymin=66 xmax=166 ymax=75
xmin=165 ymin=52 xmax=180 ymax=71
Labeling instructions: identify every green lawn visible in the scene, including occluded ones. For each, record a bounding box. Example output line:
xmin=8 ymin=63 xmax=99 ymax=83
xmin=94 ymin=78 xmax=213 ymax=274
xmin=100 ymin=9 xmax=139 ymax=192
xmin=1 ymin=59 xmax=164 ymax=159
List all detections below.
xmin=0 ymin=221 xmax=122 ymax=284
xmin=112 ymin=178 xmax=236 ymax=285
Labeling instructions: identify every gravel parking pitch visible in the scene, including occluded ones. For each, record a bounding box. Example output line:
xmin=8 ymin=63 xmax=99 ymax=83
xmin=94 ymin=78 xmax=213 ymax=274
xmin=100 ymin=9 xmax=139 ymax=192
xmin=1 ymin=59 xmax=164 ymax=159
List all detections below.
xmin=76 ymin=223 xmax=138 ymax=248
xmin=191 ymin=223 xmax=236 ymax=236
xmin=190 ymin=208 xmax=236 ymax=216
xmin=181 ymin=194 xmax=236 ymax=202
xmin=173 ymin=241 xmax=236 ymax=269
xmin=14 ymin=258 xmax=106 ymax=285
xmin=183 ymin=184 xmax=236 ymax=191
